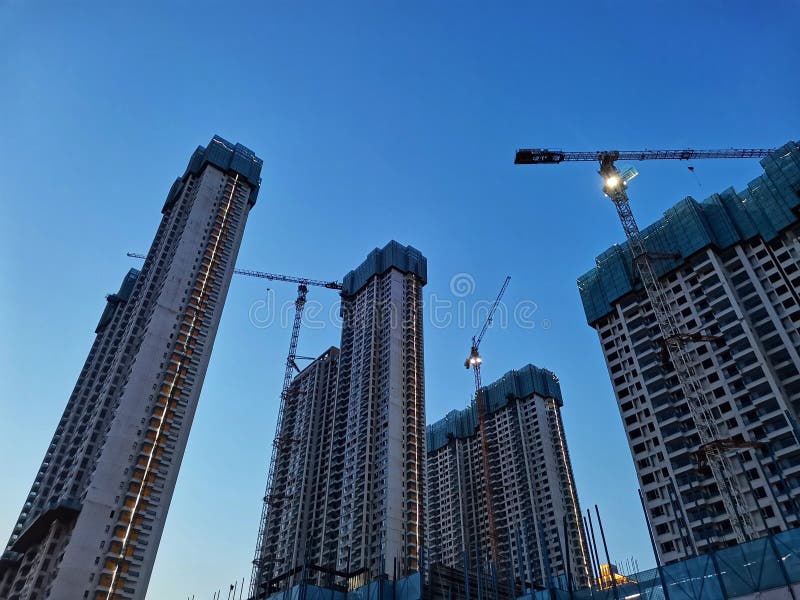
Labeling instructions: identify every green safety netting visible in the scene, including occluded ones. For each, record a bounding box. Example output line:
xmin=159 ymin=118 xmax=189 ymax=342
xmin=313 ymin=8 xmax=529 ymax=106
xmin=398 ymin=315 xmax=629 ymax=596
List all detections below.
xmin=426 ymin=364 xmax=562 ymax=452
xmin=342 ymin=241 xmax=427 ymax=296
xmin=578 ymin=141 xmax=800 ymax=325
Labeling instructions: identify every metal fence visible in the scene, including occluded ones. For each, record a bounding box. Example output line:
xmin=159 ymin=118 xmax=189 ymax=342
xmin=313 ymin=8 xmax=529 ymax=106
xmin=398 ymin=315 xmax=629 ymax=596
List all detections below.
xmin=261 ymin=529 xmax=800 ymax=600
xmin=521 ymin=528 xmax=800 ymax=600
xmin=266 ymin=573 xmax=422 ymax=600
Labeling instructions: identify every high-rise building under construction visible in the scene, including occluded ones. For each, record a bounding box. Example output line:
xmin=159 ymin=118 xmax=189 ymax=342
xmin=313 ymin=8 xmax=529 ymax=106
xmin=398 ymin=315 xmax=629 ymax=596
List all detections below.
xmin=578 ymin=141 xmax=800 ymax=563
xmin=252 ymin=241 xmax=427 ymax=597
xmin=426 ymin=365 xmax=591 ymax=591
xmin=0 ymin=136 xmax=262 ymax=600
xmin=256 ymin=347 xmax=343 ymax=585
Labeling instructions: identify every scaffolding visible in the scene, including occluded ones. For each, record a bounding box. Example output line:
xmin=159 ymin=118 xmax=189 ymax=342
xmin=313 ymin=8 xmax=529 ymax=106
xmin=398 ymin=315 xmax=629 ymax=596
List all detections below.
xmin=250 ymin=528 xmax=800 ymax=600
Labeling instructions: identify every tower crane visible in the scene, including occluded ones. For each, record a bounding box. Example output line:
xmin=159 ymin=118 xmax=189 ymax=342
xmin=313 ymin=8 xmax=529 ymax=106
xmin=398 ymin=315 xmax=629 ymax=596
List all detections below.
xmin=126 ymin=252 xmax=341 ymax=290
xmin=126 ymin=251 xmax=342 ymax=596
xmin=465 ymin=276 xmax=510 ymax=570
xmin=514 ymin=146 xmax=775 ymax=544
xmin=514 ymin=148 xmax=773 ymax=165
xmin=244 ymin=275 xmax=341 ymax=598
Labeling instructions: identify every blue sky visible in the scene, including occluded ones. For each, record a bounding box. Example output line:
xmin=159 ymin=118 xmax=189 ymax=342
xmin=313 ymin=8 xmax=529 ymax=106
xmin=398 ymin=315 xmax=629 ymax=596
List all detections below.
xmin=1 ymin=1 xmax=798 ymax=597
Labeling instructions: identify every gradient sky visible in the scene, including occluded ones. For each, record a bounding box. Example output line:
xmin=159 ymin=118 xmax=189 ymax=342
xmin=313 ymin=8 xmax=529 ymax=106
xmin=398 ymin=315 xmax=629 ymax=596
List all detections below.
xmin=1 ymin=2 xmax=799 ymax=598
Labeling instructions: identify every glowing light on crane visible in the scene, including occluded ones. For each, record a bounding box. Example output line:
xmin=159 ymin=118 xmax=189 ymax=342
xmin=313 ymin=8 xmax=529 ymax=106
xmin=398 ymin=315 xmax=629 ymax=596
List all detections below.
xmin=514 ymin=145 xmax=773 ymax=544
xmin=465 ymin=275 xmax=510 ymax=570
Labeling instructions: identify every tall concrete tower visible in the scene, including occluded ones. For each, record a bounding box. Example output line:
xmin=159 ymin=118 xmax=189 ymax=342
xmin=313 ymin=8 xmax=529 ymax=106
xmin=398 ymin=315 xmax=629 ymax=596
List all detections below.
xmin=336 ymin=241 xmax=427 ymax=582
xmin=426 ymin=365 xmax=592 ymax=591
xmin=0 ymin=136 xmax=262 ymax=600
xmin=578 ymin=141 xmax=800 ymax=563
xmin=251 ymin=242 xmax=426 ymax=598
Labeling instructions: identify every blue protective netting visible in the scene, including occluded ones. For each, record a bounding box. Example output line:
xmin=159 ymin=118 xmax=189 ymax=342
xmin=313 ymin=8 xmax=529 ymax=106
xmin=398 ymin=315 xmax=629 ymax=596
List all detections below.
xmin=170 ymin=135 xmax=263 ymax=209
xmin=556 ymin=529 xmax=800 ymax=599
xmin=264 ymin=530 xmax=800 ymax=600
xmin=270 ymin=573 xmax=421 ymax=600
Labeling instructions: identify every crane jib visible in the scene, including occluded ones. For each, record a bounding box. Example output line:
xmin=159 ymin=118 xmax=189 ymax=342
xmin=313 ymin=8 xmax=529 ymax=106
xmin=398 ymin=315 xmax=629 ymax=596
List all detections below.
xmin=514 ymin=147 xmax=775 ymax=165
xmin=127 ymin=251 xmax=343 ymax=290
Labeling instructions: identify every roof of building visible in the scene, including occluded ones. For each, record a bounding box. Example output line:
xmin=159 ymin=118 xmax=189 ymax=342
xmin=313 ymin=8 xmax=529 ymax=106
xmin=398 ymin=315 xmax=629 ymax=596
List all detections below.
xmin=164 ymin=135 xmax=263 ymax=212
xmin=118 ymin=268 xmax=140 ymax=300
xmin=426 ymin=364 xmax=562 ymax=453
xmin=578 ymin=141 xmax=800 ymax=326
xmin=342 ymin=240 xmax=427 ymax=296
xmin=295 ymin=346 xmax=340 ymax=378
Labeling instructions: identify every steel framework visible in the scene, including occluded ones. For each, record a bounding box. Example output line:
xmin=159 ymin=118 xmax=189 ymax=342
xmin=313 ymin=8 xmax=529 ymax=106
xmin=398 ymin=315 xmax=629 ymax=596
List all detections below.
xmin=514 ymin=148 xmax=774 ymax=165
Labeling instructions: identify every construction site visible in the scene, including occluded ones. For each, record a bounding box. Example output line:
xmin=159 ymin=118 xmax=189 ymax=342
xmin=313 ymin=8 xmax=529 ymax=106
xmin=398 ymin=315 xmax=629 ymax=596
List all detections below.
xmin=231 ymin=142 xmax=800 ymax=600
xmin=6 ymin=6 xmax=800 ymax=600
xmin=3 ymin=132 xmax=800 ymax=600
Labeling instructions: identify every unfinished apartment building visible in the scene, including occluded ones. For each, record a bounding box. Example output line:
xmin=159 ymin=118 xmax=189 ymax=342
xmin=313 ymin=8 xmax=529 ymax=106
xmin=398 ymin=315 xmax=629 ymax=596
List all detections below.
xmin=257 ymin=348 xmax=343 ymax=587
xmin=336 ymin=241 xmax=427 ymax=582
xmin=426 ymin=365 xmax=591 ymax=591
xmin=252 ymin=241 xmax=427 ymax=597
xmin=0 ymin=136 xmax=262 ymax=600
xmin=578 ymin=141 xmax=800 ymax=563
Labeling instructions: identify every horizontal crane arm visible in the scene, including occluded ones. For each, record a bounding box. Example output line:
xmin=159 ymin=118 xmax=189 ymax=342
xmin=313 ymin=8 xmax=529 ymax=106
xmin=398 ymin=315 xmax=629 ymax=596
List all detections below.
xmin=126 ymin=252 xmax=342 ymax=290
xmin=514 ymin=148 xmax=774 ymax=165
xmin=233 ymin=267 xmax=342 ymax=289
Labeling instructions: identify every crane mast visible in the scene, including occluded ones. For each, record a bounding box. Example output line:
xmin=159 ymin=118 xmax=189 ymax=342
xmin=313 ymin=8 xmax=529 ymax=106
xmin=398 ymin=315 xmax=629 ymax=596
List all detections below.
xmin=599 ymin=154 xmax=757 ymax=543
xmin=465 ymin=276 xmax=510 ymax=570
xmin=250 ymin=283 xmax=308 ymax=599
xmin=514 ymin=148 xmax=768 ymax=544
xmin=246 ymin=270 xmax=341 ymax=597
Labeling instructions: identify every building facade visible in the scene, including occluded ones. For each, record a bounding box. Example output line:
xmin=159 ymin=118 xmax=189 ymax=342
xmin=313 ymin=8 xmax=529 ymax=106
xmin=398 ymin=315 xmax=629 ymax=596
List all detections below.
xmin=253 ymin=241 xmax=427 ymax=597
xmin=0 ymin=136 xmax=262 ymax=600
xmin=426 ymin=365 xmax=591 ymax=591
xmin=335 ymin=241 xmax=427 ymax=582
xmin=578 ymin=141 xmax=800 ymax=563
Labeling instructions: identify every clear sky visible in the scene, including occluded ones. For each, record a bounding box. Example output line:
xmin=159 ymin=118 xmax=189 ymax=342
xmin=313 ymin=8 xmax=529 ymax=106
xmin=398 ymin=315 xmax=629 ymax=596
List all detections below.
xmin=1 ymin=1 xmax=798 ymax=597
